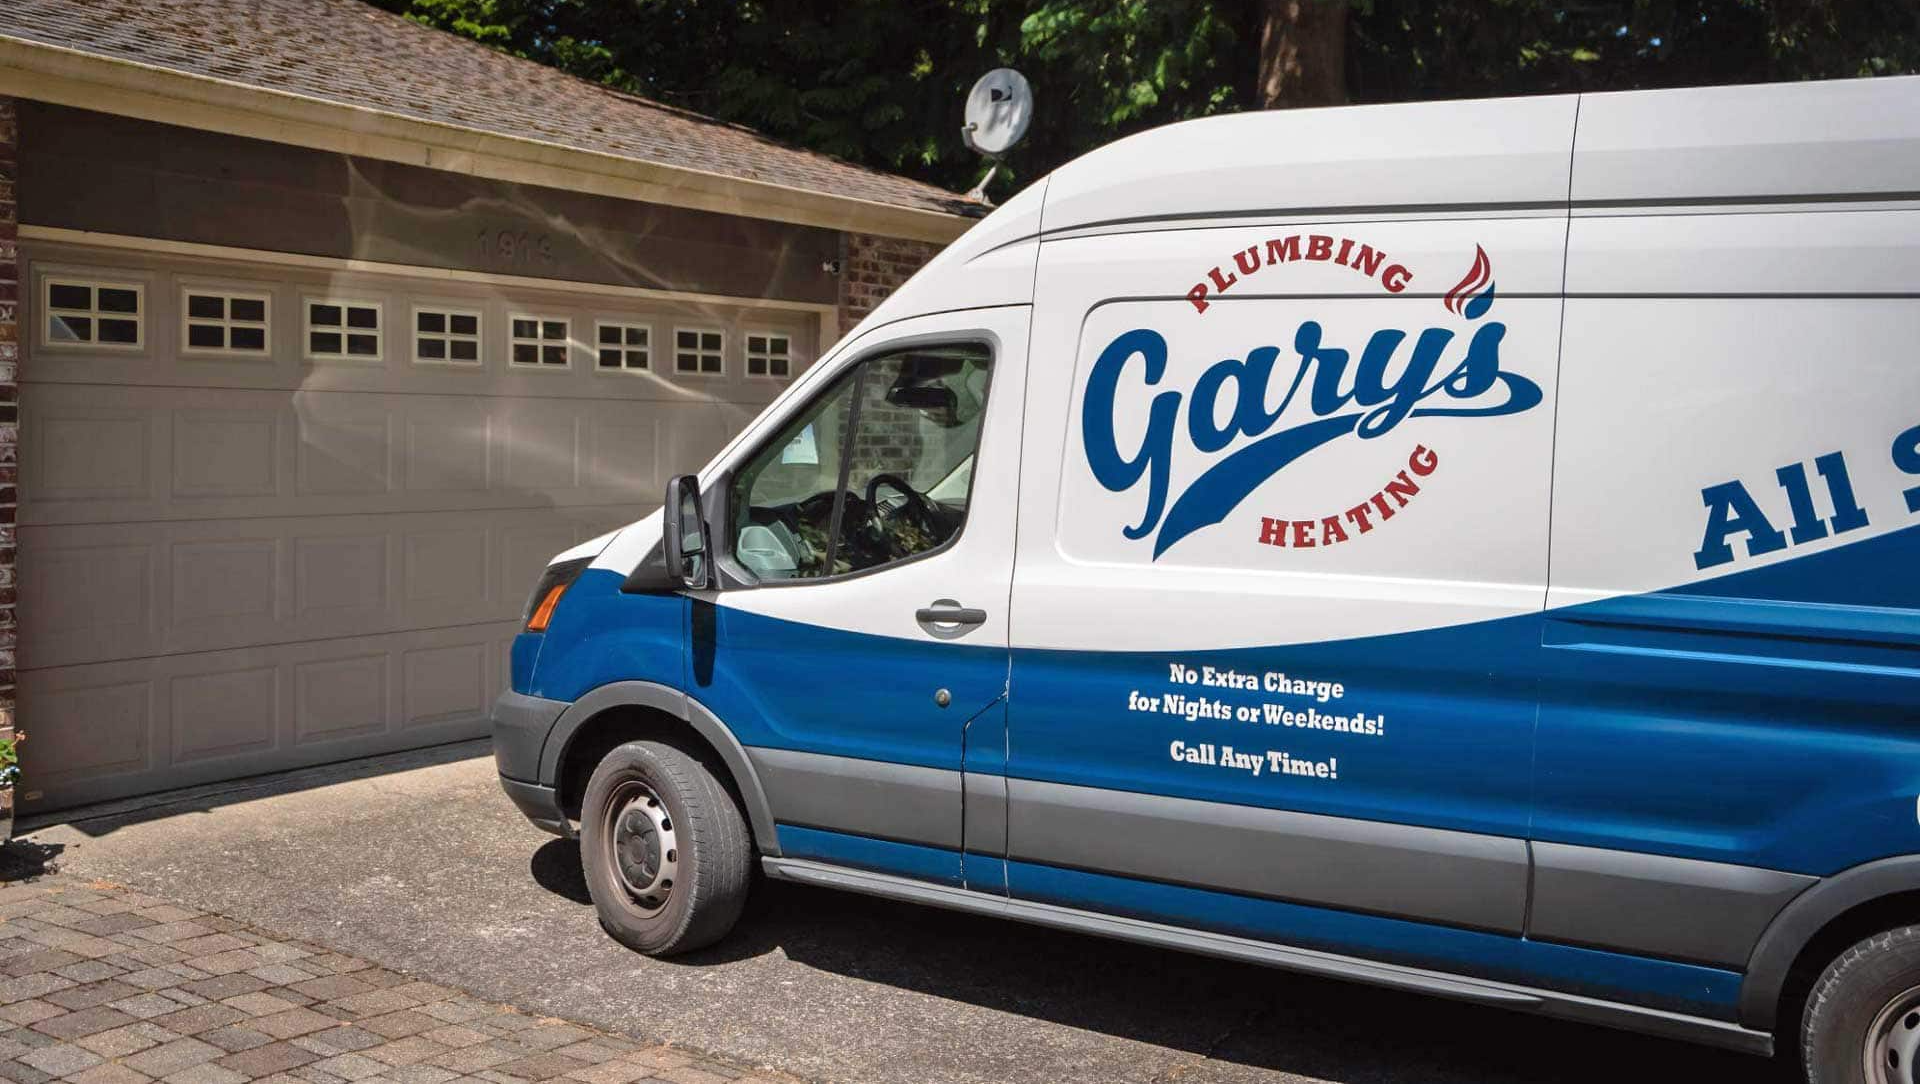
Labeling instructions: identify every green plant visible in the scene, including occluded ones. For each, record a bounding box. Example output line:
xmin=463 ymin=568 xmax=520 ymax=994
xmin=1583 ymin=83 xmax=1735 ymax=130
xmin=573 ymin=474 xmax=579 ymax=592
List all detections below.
xmin=0 ymin=731 xmax=22 ymax=788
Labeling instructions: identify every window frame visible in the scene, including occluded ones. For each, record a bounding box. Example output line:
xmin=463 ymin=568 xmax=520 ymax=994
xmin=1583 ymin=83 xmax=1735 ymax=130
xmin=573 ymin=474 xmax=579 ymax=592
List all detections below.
xmin=672 ymin=326 xmax=727 ymax=378
xmin=38 ymin=273 xmax=147 ymax=352
xmin=412 ymin=304 xmax=485 ymax=368
xmin=303 ymin=296 xmax=385 ymax=364
xmin=743 ymin=329 xmax=796 ymax=381
xmin=593 ymin=319 xmax=653 ymax=376
xmin=508 ymin=312 xmax=574 ymax=371
xmin=179 ymin=284 xmax=273 ymax=359
xmin=711 ymin=336 xmax=996 ymax=591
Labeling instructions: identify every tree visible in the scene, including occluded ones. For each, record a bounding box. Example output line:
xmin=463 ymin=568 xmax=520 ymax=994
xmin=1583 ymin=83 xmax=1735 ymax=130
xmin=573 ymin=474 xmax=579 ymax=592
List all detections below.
xmin=1258 ymin=0 xmax=1349 ymax=107
xmin=370 ymin=0 xmax=1920 ymax=193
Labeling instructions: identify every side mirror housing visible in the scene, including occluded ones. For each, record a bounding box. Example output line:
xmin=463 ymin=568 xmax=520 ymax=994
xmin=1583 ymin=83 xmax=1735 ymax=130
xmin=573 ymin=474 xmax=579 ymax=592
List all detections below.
xmin=662 ymin=473 xmax=712 ymax=590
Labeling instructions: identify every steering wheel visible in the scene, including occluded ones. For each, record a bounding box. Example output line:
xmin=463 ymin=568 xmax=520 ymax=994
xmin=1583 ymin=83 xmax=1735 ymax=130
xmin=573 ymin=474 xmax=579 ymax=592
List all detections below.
xmin=863 ymin=473 xmax=943 ymax=555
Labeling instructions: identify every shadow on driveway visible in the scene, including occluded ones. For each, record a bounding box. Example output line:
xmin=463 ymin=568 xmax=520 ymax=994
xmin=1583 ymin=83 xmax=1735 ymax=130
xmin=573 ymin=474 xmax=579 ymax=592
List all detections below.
xmin=528 ymin=833 xmax=1798 ymax=1084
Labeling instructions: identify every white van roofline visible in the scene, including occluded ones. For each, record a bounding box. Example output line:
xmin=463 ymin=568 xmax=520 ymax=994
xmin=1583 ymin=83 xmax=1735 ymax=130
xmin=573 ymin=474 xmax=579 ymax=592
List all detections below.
xmin=1030 ymin=75 xmax=1920 ymax=236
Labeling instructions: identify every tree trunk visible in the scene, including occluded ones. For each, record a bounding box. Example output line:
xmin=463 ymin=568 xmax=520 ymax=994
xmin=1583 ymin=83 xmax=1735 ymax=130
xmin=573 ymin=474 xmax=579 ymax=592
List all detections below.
xmin=1257 ymin=0 xmax=1348 ymax=108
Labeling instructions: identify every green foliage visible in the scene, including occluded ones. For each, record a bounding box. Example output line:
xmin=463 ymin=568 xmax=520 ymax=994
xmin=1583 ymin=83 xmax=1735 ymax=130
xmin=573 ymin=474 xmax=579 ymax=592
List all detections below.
xmin=0 ymin=731 xmax=20 ymax=787
xmin=369 ymin=0 xmax=1920 ymax=193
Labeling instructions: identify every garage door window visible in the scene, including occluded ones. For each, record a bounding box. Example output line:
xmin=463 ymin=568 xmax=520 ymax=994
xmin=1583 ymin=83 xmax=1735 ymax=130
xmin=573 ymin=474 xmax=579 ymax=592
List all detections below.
xmin=415 ymin=307 xmax=482 ymax=366
xmin=42 ymin=277 xmax=143 ymax=350
xmin=596 ymin=321 xmax=651 ymax=373
xmin=306 ymin=299 xmax=382 ymax=362
xmin=745 ymin=332 xmax=792 ymax=379
xmin=675 ymin=328 xmax=724 ymax=376
xmin=182 ymin=288 xmax=270 ymax=357
xmin=511 ymin=315 xmax=571 ymax=369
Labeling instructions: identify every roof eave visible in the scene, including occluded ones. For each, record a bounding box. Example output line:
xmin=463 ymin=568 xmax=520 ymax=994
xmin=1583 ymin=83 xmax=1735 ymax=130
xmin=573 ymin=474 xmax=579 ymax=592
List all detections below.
xmin=0 ymin=33 xmax=978 ymax=245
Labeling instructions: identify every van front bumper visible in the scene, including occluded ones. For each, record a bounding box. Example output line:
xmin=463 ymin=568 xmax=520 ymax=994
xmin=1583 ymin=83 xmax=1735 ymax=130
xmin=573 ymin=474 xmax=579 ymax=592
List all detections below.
xmin=499 ymin=775 xmax=572 ymax=838
xmin=491 ymin=690 xmax=572 ymax=838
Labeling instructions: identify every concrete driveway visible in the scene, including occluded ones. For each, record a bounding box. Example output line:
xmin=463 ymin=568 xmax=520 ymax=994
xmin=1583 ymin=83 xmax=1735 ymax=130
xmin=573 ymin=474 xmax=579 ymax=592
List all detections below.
xmin=19 ymin=744 xmax=1792 ymax=1084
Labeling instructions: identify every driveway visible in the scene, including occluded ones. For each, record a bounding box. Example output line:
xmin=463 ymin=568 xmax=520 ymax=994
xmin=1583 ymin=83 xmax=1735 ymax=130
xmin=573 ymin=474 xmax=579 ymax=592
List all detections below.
xmin=19 ymin=744 xmax=1790 ymax=1084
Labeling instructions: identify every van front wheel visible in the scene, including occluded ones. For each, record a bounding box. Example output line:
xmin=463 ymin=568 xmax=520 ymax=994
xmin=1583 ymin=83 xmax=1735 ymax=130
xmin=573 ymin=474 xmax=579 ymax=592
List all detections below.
xmin=1803 ymin=925 xmax=1920 ymax=1084
xmin=578 ymin=739 xmax=751 ymax=955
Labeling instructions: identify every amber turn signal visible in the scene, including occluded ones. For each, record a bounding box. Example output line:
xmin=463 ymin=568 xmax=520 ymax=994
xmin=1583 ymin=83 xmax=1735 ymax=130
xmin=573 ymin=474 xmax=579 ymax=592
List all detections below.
xmin=526 ymin=583 xmax=569 ymax=632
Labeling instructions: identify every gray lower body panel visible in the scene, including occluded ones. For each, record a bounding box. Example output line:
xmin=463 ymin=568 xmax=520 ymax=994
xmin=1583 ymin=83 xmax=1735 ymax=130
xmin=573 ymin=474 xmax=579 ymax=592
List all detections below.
xmin=1529 ymin=841 xmax=1814 ymax=968
xmin=763 ymin=856 xmax=1773 ymax=1057
xmin=747 ymin=747 xmax=963 ymax=850
xmin=1007 ymin=777 xmax=1530 ymax=934
xmin=740 ymin=748 xmax=1810 ymax=971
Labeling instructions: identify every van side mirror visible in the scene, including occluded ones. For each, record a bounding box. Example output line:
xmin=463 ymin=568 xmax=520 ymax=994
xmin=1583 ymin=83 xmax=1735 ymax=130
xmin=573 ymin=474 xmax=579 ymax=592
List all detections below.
xmin=663 ymin=474 xmax=712 ymax=590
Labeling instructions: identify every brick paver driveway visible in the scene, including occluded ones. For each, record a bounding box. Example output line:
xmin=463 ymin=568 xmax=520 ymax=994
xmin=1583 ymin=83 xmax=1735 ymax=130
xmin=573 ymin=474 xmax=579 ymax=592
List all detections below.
xmin=12 ymin=745 xmax=1792 ymax=1084
xmin=1 ymin=877 xmax=788 ymax=1084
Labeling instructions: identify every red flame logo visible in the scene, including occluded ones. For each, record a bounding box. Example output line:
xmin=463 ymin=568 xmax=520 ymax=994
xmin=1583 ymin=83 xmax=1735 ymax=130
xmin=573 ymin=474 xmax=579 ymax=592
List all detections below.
xmin=1442 ymin=244 xmax=1493 ymax=316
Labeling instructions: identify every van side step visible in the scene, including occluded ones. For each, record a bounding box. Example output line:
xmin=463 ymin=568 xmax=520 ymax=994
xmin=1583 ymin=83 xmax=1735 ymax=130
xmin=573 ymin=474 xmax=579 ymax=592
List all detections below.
xmin=761 ymin=856 xmax=1774 ymax=1056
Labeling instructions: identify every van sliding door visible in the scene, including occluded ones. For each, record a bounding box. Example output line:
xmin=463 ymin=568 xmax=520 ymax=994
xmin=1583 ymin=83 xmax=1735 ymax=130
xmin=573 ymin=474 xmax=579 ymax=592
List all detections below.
xmin=1005 ymin=217 xmax=1566 ymax=948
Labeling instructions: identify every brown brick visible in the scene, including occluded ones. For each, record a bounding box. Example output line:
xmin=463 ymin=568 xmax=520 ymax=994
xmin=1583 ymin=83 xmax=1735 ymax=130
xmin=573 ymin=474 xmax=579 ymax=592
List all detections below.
xmin=214 ymin=1039 xmax=318 ymax=1077
xmin=150 ymin=1003 xmax=247 ymax=1036
xmin=248 ymin=1007 xmax=335 ymax=1040
xmin=46 ymin=982 xmax=142 ymax=1012
xmin=33 ymin=1006 xmax=145 ymax=1041
xmin=493 ymin=1052 xmax=588 ymax=1081
xmin=359 ymin=1010 xmax=436 ymax=1039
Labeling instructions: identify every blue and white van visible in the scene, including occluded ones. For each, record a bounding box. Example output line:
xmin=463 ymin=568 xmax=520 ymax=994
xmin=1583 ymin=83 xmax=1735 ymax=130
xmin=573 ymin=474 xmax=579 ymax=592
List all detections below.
xmin=494 ymin=75 xmax=1920 ymax=1079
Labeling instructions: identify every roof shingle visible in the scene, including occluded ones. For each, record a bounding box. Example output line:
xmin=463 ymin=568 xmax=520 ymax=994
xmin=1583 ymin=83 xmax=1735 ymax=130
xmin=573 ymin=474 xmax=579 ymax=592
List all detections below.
xmin=0 ymin=0 xmax=976 ymax=218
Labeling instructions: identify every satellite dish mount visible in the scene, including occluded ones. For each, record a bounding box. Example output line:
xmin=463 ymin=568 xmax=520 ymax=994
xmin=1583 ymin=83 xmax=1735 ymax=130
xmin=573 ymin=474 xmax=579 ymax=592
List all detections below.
xmin=961 ymin=68 xmax=1033 ymax=206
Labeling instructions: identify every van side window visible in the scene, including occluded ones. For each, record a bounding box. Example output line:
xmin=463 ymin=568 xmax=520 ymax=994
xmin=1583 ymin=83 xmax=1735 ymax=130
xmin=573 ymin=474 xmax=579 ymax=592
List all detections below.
xmin=729 ymin=344 xmax=992 ymax=581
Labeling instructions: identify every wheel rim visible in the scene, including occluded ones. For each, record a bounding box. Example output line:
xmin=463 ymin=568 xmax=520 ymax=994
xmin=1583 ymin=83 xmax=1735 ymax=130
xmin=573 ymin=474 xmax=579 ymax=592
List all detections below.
xmin=603 ymin=779 xmax=678 ymax=915
xmin=1865 ymin=984 xmax=1920 ymax=1084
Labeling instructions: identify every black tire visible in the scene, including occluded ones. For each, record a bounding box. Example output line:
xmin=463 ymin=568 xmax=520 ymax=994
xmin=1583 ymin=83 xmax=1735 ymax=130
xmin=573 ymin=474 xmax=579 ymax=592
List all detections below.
xmin=578 ymin=739 xmax=752 ymax=955
xmin=1803 ymin=925 xmax=1920 ymax=1084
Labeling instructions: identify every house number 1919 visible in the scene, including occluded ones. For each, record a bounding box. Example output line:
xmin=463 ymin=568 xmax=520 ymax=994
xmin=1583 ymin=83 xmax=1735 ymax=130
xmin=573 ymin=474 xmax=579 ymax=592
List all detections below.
xmin=478 ymin=229 xmax=555 ymax=268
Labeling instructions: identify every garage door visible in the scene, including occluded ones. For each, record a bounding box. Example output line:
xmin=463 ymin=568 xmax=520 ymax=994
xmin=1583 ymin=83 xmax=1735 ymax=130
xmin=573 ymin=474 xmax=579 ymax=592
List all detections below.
xmin=16 ymin=237 xmax=820 ymax=812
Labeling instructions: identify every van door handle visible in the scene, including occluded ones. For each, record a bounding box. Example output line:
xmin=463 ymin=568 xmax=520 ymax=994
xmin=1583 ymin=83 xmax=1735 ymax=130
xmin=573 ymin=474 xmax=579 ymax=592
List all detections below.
xmin=916 ymin=601 xmax=987 ymax=627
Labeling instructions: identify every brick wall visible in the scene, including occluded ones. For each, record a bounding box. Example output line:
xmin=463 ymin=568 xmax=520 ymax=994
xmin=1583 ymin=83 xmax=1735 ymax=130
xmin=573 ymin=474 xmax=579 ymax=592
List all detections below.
xmin=837 ymin=231 xmax=944 ymax=335
xmin=0 ymin=96 xmax=15 ymax=822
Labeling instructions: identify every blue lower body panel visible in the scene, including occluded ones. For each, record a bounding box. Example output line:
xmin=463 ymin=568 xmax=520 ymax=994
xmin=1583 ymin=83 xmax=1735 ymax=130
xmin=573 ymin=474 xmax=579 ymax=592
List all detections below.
xmin=775 ymin=825 xmax=1742 ymax=1021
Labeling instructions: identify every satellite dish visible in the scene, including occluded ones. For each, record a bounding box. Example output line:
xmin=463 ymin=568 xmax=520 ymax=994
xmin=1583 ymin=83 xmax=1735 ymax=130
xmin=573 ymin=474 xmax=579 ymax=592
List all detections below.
xmin=964 ymin=68 xmax=1032 ymax=156
xmin=961 ymin=68 xmax=1032 ymax=204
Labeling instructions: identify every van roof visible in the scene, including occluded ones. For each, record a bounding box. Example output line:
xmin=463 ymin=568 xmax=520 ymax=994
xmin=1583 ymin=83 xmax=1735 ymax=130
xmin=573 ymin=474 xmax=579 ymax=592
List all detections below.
xmin=1039 ymin=76 xmax=1920 ymax=235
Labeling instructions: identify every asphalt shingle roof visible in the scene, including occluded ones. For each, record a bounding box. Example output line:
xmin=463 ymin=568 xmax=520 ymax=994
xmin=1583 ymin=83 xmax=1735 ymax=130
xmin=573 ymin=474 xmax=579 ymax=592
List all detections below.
xmin=0 ymin=0 xmax=976 ymax=218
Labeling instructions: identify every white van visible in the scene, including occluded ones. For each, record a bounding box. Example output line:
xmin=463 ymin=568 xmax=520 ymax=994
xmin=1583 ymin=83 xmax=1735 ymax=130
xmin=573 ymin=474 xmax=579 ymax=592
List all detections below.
xmin=493 ymin=75 xmax=1920 ymax=1079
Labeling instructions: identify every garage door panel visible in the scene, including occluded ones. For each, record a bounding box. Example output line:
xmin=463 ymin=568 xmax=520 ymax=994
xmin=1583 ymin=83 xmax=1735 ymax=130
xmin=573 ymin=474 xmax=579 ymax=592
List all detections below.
xmin=23 ymin=509 xmax=624 ymax=669
xmin=584 ymin=410 xmax=658 ymax=497
xmin=16 ymin=622 xmax=514 ymax=809
xmin=293 ymin=533 xmax=391 ymax=632
xmin=402 ymin=526 xmax=492 ymax=624
xmin=500 ymin=401 xmax=583 ymax=492
xmin=20 ymin=541 xmax=156 ymax=664
xmin=25 ymin=385 xmax=668 ymax=525
xmin=30 ymin=405 xmax=155 ymax=504
xmin=403 ymin=400 xmax=492 ymax=494
xmin=172 ymin=408 xmax=284 ymax=499
xmin=168 ymin=536 xmax=284 ymax=646
xmin=19 ymin=680 xmax=152 ymax=790
xmin=296 ymin=400 xmax=393 ymax=496
xmin=170 ymin=665 xmax=281 ymax=764
xmin=293 ymin=654 xmax=390 ymax=746
xmin=401 ymin=641 xmax=490 ymax=729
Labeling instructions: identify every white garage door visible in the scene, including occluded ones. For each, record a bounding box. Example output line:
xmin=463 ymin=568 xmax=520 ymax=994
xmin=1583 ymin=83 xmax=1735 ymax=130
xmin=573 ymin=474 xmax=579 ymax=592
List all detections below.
xmin=16 ymin=235 xmax=822 ymax=812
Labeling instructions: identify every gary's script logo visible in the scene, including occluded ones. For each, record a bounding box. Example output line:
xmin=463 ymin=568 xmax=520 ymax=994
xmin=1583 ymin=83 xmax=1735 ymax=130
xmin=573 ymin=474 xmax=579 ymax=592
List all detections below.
xmin=1083 ymin=244 xmax=1541 ymax=559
